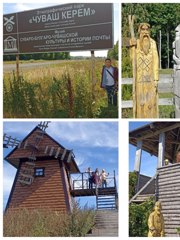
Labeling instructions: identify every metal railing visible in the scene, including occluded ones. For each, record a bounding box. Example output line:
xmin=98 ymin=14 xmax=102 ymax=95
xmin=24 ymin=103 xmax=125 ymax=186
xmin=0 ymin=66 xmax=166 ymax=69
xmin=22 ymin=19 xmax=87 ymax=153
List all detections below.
xmin=70 ymin=171 xmax=116 ymax=190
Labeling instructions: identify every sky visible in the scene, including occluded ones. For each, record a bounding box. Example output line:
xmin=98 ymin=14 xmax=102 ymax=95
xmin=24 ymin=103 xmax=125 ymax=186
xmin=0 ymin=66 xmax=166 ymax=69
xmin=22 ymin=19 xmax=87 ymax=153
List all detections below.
xmin=3 ymin=2 xmax=119 ymax=57
xmin=3 ymin=121 xmax=118 ymax=210
xmin=129 ymin=121 xmax=158 ymax=177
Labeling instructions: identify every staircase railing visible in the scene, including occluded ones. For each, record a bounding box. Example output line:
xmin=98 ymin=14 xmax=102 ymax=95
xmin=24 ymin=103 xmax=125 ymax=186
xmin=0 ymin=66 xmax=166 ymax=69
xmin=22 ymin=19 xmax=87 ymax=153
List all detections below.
xmin=129 ymin=173 xmax=157 ymax=204
xmin=70 ymin=172 xmax=116 ymax=190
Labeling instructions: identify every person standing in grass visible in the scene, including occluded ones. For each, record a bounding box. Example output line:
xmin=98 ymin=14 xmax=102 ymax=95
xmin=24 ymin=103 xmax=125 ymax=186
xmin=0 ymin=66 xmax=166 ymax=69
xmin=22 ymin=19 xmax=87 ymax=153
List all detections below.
xmin=101 ymin=58 xmax=118 ymax=106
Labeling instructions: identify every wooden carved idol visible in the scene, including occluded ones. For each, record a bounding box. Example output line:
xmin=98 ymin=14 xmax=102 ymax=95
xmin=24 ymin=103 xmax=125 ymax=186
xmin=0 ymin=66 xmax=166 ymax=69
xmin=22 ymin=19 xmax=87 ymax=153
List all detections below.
xmin=129 ymin=19 xmax=159 ymax=118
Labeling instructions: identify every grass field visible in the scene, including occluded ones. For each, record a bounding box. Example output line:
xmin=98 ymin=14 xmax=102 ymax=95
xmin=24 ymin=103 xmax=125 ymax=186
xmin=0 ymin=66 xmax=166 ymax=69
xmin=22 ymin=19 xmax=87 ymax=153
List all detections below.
xmin=4 ymin=204 xmax=95 ymax=237
xmin=3 ymin=59 xmax=118 ymax=118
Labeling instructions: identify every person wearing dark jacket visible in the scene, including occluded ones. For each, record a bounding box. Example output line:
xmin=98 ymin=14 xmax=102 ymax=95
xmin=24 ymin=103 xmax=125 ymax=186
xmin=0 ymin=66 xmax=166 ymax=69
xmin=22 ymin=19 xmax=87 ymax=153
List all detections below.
xmin=101 ymin=58 xmax=118 ymax=106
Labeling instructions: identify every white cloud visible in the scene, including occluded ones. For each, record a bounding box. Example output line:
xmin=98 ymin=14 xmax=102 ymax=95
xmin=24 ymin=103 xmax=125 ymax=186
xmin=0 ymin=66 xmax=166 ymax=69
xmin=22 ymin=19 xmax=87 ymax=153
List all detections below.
xmin=48 ymin=122 xmax=118 ymax=148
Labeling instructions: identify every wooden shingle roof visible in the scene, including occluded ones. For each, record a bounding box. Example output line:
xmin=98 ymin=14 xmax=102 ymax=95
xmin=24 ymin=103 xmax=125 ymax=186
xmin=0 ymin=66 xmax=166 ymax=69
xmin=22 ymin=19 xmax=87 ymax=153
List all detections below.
xmin=5 ymin=126 xmax=80 ymax=173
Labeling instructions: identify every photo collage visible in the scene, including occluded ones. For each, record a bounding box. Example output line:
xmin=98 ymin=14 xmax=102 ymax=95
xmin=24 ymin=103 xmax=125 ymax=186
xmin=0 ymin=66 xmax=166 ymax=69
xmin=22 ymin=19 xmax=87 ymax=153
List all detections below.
xmin=2 ymin=0 xmax=180 ymax=239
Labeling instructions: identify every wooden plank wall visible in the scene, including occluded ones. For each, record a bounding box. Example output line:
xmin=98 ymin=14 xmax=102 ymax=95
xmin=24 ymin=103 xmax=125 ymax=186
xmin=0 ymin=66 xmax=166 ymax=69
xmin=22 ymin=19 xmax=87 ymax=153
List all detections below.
xmin=8 ymin=159 xmax=69 ymax=212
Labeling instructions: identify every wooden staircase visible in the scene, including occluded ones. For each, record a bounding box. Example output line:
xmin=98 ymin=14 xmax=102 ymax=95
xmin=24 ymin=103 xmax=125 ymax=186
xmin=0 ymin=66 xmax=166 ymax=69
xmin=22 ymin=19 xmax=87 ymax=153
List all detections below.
xmin=86 ymin=210 xmax=118 ymax=237
xmin=97 ymin=194 xmax=117 ymax=210
xmin=157 ymin=163 xmax=180 ymax=237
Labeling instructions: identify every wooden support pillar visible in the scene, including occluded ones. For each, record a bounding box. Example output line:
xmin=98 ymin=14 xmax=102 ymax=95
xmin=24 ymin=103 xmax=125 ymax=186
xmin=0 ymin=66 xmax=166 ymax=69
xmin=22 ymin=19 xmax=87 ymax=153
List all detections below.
xmin=134 ymin=140 xmax=142 ymax=172
xmin=91 ymin=50 xmax=95 ymax=100
xmin=134 ymin=140 xmax=142 ymax=192
xmin=158 ymin=132 xmax=165 ymax=168
xmin=16 ymin=54 xmax=19 ymax=80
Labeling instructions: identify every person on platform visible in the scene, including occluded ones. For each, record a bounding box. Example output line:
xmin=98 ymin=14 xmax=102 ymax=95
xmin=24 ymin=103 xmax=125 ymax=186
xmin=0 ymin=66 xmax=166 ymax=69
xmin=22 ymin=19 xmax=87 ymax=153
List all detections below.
xmin=101 ymin=58 xmax=118 ymax=107
xmin=85 ymin=167 xmax=93 ymax=189
xmin=94 ymin=168 xmax=100 ymax=187
xmin=100 ymin=169 xmax=109 ymax=188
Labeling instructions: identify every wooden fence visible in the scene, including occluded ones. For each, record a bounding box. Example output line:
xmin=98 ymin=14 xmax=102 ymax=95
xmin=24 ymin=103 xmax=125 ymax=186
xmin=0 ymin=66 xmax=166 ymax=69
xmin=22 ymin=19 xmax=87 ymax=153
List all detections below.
xmin=121 ymin=74 xmax=174 ymax=109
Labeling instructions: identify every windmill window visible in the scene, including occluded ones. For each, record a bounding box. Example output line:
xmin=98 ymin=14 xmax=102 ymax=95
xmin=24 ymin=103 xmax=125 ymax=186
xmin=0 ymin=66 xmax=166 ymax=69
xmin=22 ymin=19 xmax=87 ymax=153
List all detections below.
xmin=34 ymin=168 xmax=45 ymax=177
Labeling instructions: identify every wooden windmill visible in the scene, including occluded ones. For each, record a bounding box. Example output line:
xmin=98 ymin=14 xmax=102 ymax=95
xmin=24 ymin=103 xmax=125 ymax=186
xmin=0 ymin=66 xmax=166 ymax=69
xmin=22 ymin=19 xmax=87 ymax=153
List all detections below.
xmin=4 ymin=122 xmax=80 ymax=212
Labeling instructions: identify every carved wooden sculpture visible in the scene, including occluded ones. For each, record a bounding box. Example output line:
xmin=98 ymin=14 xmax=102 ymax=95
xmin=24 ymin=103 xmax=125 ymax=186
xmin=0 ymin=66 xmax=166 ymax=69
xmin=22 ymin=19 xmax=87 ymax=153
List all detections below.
xmin=148 ymin=201 xmax=165 ymax=237
xmin=129 ymin=22 xmax=159 ymax=118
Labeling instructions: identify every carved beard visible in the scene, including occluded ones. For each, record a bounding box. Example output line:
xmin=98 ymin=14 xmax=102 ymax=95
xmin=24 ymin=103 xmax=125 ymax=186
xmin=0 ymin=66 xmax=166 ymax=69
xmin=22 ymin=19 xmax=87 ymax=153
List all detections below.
xmin=140 ymin=34 xmax=151 ymax=55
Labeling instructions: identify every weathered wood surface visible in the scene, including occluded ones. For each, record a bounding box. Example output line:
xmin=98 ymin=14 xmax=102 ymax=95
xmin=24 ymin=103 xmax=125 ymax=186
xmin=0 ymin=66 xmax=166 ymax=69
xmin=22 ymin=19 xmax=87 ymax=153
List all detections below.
xmin=122 ymin=98 xmax=174 ymax=109
xmin=173 ymin=24 xmax=180 ymax=118
xmin=86 ymin=210 xmax=118 ymax=237
xmin=8 ymin=159 xmax=70 ymax=211
xmin=122 ymin=74 xmax=174 ymax=108
xmin=157 ymin=164 xmax=180 ymax=237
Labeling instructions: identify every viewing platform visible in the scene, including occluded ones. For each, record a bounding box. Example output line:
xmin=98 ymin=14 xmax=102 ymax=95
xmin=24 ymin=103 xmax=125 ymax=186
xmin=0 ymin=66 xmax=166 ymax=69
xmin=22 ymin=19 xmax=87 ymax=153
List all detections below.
xmin=70 ymin=171 xmax=117 ymax=197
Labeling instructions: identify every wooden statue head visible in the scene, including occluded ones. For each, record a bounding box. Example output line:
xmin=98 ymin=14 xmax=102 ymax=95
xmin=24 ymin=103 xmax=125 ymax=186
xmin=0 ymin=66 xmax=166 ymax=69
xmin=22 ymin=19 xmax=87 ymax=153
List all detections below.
xmin=138 ymin=23 xmax=151 ymax=55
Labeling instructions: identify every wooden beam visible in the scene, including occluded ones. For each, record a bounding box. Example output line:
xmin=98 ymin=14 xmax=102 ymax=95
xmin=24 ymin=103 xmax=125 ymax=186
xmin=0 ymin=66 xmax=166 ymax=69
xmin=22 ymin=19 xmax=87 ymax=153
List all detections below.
xmin=137 ymin=123 xmax=180 ymax=141
xmin=158 ymin=132 xmax=165 ymax=168
xmin=134 ymin=140 xmax=142 ymax=172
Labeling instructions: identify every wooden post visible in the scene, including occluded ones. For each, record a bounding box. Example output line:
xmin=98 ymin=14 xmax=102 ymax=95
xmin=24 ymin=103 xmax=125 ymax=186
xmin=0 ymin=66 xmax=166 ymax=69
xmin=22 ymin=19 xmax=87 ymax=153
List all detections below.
xmin=134 ymin=140 xmax=142 ymax=192
xmin=16 ymin=54 xmax=20 ymax=80
xmin=173 ymin=24 xmax=180 ymax=118
xmin=158 ymin=132 xmax=165 ymax=168
xmin=91 ymin=50 xmax=95 ymax=100
xmin=159 ymin=30 xmax=162 ymax=70
xmin=128 ymin=15 xmax=136 ymax=118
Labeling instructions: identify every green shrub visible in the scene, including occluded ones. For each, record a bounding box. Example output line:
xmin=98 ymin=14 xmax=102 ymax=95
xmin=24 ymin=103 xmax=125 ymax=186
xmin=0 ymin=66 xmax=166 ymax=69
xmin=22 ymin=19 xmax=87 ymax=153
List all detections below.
xmin=129 ymin=198 xmax=155 ymax=237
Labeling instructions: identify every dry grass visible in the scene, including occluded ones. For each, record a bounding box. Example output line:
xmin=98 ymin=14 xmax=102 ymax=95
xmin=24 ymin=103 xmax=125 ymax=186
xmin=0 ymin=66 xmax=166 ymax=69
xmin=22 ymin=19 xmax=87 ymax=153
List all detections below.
xmin=3 ymin=59 xmax=118 ymax=118
xmin=4 ymin=204 xmax=96 ymax=237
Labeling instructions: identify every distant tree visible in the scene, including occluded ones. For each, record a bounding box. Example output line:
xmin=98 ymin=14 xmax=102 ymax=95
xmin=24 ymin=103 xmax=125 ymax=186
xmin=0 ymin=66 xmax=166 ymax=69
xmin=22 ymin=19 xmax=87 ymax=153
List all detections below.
xmin=122 ymin=3 xmax=180 ymax=69
xmin=3 ymin=52 xmax=70 ymax=61
xmin=108 ymin=41 xmax=118 ymax=60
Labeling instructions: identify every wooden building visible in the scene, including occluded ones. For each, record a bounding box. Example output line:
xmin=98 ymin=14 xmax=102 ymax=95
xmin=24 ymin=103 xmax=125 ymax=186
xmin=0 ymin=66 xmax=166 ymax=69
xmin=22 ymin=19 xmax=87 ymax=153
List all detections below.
xmin=5 ymin=126 xmax=79 ymax=212
xmin=5 ymin=124 xmax=118 ymax=213
xmin=129 ymin=122 xmax=180 ymax=237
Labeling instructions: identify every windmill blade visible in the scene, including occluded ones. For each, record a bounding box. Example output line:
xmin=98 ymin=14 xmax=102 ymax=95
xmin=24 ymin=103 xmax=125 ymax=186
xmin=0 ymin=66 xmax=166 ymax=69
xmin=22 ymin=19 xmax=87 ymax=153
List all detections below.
xmin=37 ymin=121 xmax=51 ymax=131
xmin=3 ymin=133 xmax=21 ymax=148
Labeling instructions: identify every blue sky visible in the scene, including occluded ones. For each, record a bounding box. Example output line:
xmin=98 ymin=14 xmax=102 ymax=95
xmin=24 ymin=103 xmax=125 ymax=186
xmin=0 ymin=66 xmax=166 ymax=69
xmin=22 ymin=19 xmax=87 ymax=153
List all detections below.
xmin=3 ymin=121 xmax=118 ymax=210
xmin=129 ymin=121 xmax=158 ymax=177
xmin=3 ymin=2 xmax=119 ymax=57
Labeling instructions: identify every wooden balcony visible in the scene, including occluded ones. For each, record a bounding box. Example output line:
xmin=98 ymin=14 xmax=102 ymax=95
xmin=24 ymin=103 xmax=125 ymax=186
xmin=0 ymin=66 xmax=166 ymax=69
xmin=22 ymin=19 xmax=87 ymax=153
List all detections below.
xmin=70 ymin=172 xmax=117 ymax=197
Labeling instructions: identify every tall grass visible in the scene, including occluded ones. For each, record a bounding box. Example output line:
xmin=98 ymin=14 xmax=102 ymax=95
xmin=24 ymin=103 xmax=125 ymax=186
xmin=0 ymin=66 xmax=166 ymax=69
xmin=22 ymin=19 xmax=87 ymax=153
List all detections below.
xmin=4 ymin=203 xmax=96 ymax=237
xmin=3 ymin=60 xmax=118 ymax=118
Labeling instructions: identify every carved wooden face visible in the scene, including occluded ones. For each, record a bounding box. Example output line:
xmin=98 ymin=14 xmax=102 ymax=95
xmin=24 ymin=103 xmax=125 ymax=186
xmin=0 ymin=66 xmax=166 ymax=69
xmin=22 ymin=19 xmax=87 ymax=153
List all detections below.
xmin=176 ymin=152 xmax=180 ymax=163
xmin=140 ymin=25 xmax=150 ymax=38
xmin=155 ymin=201 xmax=161 ymax=212
xmin=139 ymin=25 xmax=151 ymax=55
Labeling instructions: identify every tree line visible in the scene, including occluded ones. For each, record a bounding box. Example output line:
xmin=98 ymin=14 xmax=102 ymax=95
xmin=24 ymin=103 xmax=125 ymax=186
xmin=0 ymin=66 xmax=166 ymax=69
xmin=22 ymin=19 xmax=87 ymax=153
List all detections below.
xmin=3 ymin=52 xmax=70 ymax=61
xmin=122 ymin=3 xmax=180 ymax=69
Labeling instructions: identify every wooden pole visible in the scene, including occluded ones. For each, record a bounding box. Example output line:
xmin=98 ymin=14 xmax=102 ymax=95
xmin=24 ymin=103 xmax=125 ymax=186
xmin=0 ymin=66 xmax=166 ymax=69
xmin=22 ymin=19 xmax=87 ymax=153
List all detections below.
xmin=128 ymin=15 xmax=136 ymax=118
xmin=158 ymin=132 xmax=165 ymax=168
xmin=159 ymin=30 xmax=162 ymax=70
xmin=91 ymin=50 xmax=95 ymax=100
xmin=16 ymin=54 xmax=20 ymax=80
xmin=167 ymin=30 xmax=169 ymax=69
xmin=134 ymin=140 xmax=142 ymax=192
